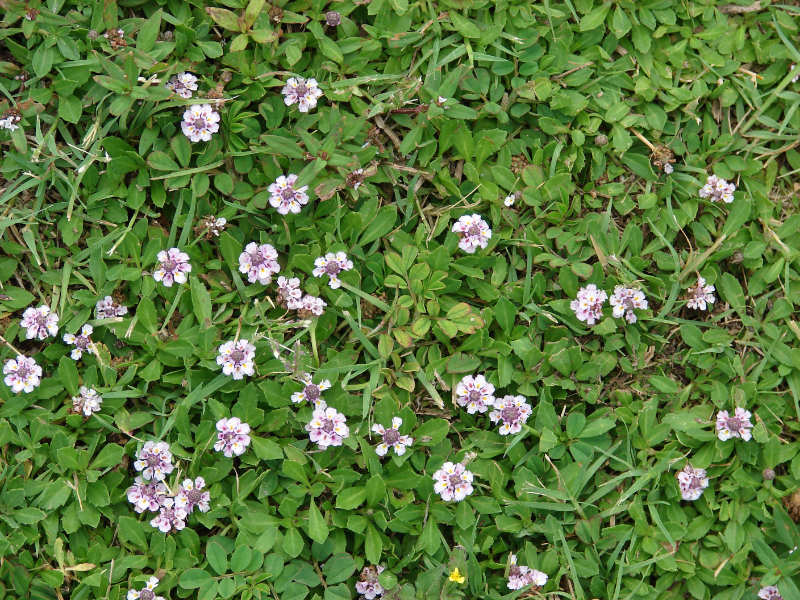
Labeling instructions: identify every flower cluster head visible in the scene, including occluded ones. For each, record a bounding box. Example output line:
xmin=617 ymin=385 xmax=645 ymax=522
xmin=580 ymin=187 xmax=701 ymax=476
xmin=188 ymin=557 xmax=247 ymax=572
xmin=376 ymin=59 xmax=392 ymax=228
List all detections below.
xmin=306 ymin=403 xmax=349 ymax=449
xmin=503 ymin=193 xmax=516 ymax=207
xmin=216 ymin=339 xmax=256 ymax=380
xmin=609 ymin=285 xmax=648 ymax=323
xmin=3 ymin=355 xmax=42 ymax=393
xmin=133 ymin=441 xmax=174 ymax=482
xmin=355 ymin=565 xmax=385 ymax=599
xmin=663 ymin=163 xmax=674 ymax=174
xmin=298 ymin=294 xmax=326 ymax=317
xmin=282 ymin=77 xmax=324 ymax=112
xmin=214 ymin=417 xmax=252 ymax=457
xmin=166 ymin=72 xmax=198 ymax=98
xmin=239 ymin=242 xmax=280 ymax=284
xmin=455 ymin=374 xmax=495 ymax=414
xmin=432 ymin=462 xmax=474 ymax=502
xmin=0 ymin=109 xmax=21 ymax=131
xmin=63 ymin=324 xmax=95 ymax=361
xmin=153 ymin=248 xmax=191 ymax=287
xmin=716 ymin=407 xmax=753 ymax=442
xmin=95 ymin=296 xmax=128 ymax=319
xmin=699 ymin=174 xmax=736 ymax=204
xmin=759 ymin=586 xmax=784 ymax=600
xmin=150 ymin=496 xmax=187 ymax=533
xmin=372 ymin=417 xmax=413 ymax=457
xmin=451 ymin=214 xmax=491 ymax=253
xmin=313 ymin=252 xmax=353 ymax=289
xmin=21 ymin=305 xmax=59 ymax=340
xmin=571 ymin=284 xmax=608 ymax=325
xmin=277 ymin=276 xmax=303 ymax=309
xmin=175 ymin=477 xmax=211 ymax=514
xmin=507 ymin=554 xmax=548 ymax=590
xmin=489 ymin=395 xmax=532 ymax=436
xmin=292 ymin=373 xmax=330 ymax=406
xmin=677 ymin=464 xmax=709 ymax=501
xmin=202 ymin=215 xmax=227 ymax=237
xmin=181 ymin=103 xmax=220 ymax=142
xmin=72 ymin=386 xmax=102 ymax=416
xmin=347 ymin=168 xmax=365 ymax=190
xmin=126 ymin=477 xmax=168 ymax=513
xmin=686 ymin=276 xmax=716 ymax=311
xmin=127 ymin=576 xmax=165 ymax=600
xmin=268 ymin=174 xmax=309 ymax=215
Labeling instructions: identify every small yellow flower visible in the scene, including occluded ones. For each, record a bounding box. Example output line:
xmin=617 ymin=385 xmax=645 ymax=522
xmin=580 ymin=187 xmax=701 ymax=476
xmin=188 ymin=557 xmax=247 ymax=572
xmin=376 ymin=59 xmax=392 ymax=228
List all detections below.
xmin=448 ymin=567 xmax=465 ymax=584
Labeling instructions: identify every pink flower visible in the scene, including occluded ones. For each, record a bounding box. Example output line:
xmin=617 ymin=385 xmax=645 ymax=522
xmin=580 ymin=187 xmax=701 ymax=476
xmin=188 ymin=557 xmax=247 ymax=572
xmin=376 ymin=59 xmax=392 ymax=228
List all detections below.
xmin=181 ymin=103 xmax=220 ymax=142
xmin=239 ymin=242 xmax=280 ymax=284
xmin=3 ymin=355 xmax=42 ymax=393
xmin=451 ymin=214 xmax=491 ymax=253
xmin=282 ymin=77 xmax=324 ymax=112
xmin=570 ymin=284 xmax=607 ymax=325
xmin=216 ymin=339 xmax=256 ymax=380
xmin=506 ymin=554 xmax=548 ymax=590
xmin=268 ymin=174 xmax=309 ymax=215
xmin=677 ymin=464 xmax=709 ymax=501
xmin=63 ymin=324 xmax=95 ymax=361
xmin=355 ymin=566 xmax=385 ymax=599
xmin=299 ymin=294 xmax=326 ymax=317
xmin=455 ymin=374 xmax=495 ymax=414
xmin=759 ymin=586 xmax=783 ymax=600
xmin=174 ymin=477 xmax=211 ymax=514
xmin=699 ymin=174 xmax=735 ymax=204
xmin=126 ymin=476 xmax=168 ymax=513
xmin=686 ymin=276 xmax=715 ymax=311
xmin=214 ymin=417 xmax=251 ymax=457
xmin=372 ymin=417 xmax=413 ymax=457
xmin=150 ymin=497 xmax=187 ymax=533
xmin=133 ymin=441 xmax=174 ymax=482
xmin=153 ymin=248 xmax=191 ymax=287
xmin=716 ymin=407 xmax=753 ymax=441
xmin=489 ymin=395 xmax=531 ymax=436
xmin=95 ymin=296 xmax=128 ymax=319
xmin=306 ymin=403 xmax=349 ymax=449
xmin=432 ymin=462 xmax=474 ymax=502
xmin=20 ymin=305 xmax=59 ymax=340
xmin=127 ymin=576 xmax=165 ymax=600
xmin=312 ymin=252 xmax=353 ymax=289
xmin=166 ymin=72 xmax=198 ymax=99
xmin=277 ymin=276 xmax=303 ymax=309
xmin=72 ymin=386 xmax=102 ymax=416
xmin=609 ymin=285 xmax=647 ymax=323
xmin=291 ymin=373 xmax=331 ymax=407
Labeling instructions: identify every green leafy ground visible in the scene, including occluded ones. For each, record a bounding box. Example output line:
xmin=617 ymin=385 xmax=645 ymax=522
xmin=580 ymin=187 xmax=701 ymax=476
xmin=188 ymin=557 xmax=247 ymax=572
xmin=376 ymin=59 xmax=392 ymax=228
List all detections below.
xmin=1 ymin=0 xmax=800 ymax=599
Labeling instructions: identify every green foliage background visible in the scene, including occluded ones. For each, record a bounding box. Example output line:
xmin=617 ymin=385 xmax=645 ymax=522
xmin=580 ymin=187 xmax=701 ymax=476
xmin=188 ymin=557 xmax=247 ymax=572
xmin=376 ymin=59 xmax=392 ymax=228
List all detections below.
xmin=1 ymin=0 xmax=800 ymax=599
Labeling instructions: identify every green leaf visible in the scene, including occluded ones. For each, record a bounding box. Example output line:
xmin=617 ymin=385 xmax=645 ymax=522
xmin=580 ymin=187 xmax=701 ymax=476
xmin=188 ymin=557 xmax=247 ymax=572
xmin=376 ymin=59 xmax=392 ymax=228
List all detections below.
xmin=137 ymin=10 xmax=162 ymax=53
xmin=91 ymin=444 xmax=123 ymax=469
xmin=190 ymin=277 xmax=212 ymax=327
xmin=206 ymin=7 xmax=242 ymax=31
xmin=179 ymin=568 xmax=214 ymax=589
xmin=365 ymin=525 xmax=382 ymax=563
xmin=207 ymin=541 xmax=228 ymax=575
xmin=307 ymin=501 xmax=329 ymax=544
xmin=360 ymin=205 xmax=397 ymax=246
xmin=579 ymin=5 xmax=610 ymax=31
xmin=335 ymin=487 xmax=366 ymax=510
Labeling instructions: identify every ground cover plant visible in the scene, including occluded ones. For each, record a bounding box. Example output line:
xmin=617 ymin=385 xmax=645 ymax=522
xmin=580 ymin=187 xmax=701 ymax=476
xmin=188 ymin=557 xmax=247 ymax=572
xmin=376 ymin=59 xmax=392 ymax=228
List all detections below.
xmin=1 ymin=0 xmax=800 ymax=599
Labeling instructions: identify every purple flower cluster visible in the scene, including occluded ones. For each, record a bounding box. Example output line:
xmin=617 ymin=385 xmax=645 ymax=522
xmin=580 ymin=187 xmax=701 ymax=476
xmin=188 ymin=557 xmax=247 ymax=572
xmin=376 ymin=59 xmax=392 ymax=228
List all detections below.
xmin=451 ymin=214 xmax=491 ymax=253
xmin=153 ymin=248 xmax=191 ymax=287
xmin=175 ymin=477 xmax=211 ymax=514
xmin=686 ymin=276 xmax=716 ymax=311
xmin=355 ymin=565 xmax=385 ymax=599
xmin=489 ymin=395 xmax=532 ymax=436
xmin=506 ymin=554 xmax=548 ymax=590
xmin=372 ymin=417 xmax=413 ymax=457
xmin=63 ymin=324 xmax=95 ymax=361
xmin=239 ymin=242 xmax=280 ymax=285
xmin=21 ymin=305 xmax=59 ymax=340
xmin=95 ymin=296 xmax=128 ymax=319
xmin=127 ymin=576 xmax=165 ymax=600
xmin=454 ymin=374 xmax=530 ymax=435
xmin=699 ymin=174 xmax=735 ymax=204
xmin=133 ymin=441 xmax=174 ymax=482
xmin=609 ymin=285 xmax=648 ymax=323
xmin=216 ymin=339 xmax=256 ymax=380
xmin=181 ymin=103 xmax=220 ymax=142
xmin=291 ymin=373 xmax=330 ymax=407
xmin=268 ymin=174 xmax=309 ymax=215
xmin=214 ymin=417 xmax=252 ymax=457
xmin=455 ymin=374 xmax=494 ymax=413
xmin=277 ymin=276 xmax=327 ymax=317
xmin=166 ymin=72 xmax=198 ymax=99
xmin=3 ymin=355 xmax=42 ymax=393
xmin=715 ymin=407 xmax=753 ymax=441
xmin=677 ymin=464 xmax=709 ymax=501
xmin=432 ymin=461 xmax=474 ymax=502
xmin=282 ymin=77 xmax=324 ymax=112
xmin=71 ymin=386 xmax=102 ymax=416
xmin=759 ymin=586 xmax=783 ymax=600
xmin=313 ymin=252 xmax=354 ymax=289
xmin=306 ymin=403 xmax=349 ymax=449
xmin=570 ymin=284 xmax=607 ymax=325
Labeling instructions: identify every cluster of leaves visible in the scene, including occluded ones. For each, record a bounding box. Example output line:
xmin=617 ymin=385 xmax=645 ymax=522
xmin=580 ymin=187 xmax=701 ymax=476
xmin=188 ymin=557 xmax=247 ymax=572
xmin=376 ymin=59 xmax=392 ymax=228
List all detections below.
xmin=1 ymin=0 xmax=800 ymax=599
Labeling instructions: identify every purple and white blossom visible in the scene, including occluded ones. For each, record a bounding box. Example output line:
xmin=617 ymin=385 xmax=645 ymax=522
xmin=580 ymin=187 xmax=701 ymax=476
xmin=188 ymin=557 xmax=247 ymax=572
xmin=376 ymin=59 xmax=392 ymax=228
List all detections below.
xmin=686 ymin=276 xmax=715 ymax=311
xmin=282 ymin=77 xmax=324 ymax=112
xmin=571 ymin=284 xmax=607 ymax=325
xmin=238 ymin=242 xmax=280 ymax=285
xmin=699 ymin=174 xmax=735 ymax=204
xmin=609 ymin=285 xmax=648 ymax=323
xmin=299 ymin=294 xmax=326 ymax=317
xmin=268 ymin=174 xmax=309 ymax=215
xmin=432 ymin=462 xmax=474 ymax=502
xmin=72 ymin=386 xmax=102 ymax=416
xmin=677 ymin=464 xmax=709 ymax=501
xmin=277 ymin=276 xmax=304 ymax=309
xmin=174 ymin=477 xmax=211 ymax=514
xmin=312 ymin=252 xmax=353 ymax=289
xmin=127 ymin=576 xmax=165 ymax=600
xmin=759 ymin=586 xmax=783 ymax=600
xmin=214 ymin=417 xmax=251 ymax=457
xmin=291 ymin=373 xmax=330 ymax=406
xmin=306 ymin=403 xmax=349 ymax=449
xmin=489 ymin=395 xmax=532 ymax=436
xmin=133 ymin=441 xmax=174 ymax=482
xmin=451 ymin=214 xmax=491 ymax=253
xmin=126 ymin=476 xmax=168 ymax=513
xmin=454 ymin=374 xmax=495 ymax=414
xmin=355 ymin=566 xmax=385 ymax=599
xmin=3 ymin=355 xmax=42 ymax=393
xmin=166 ymin=72 xmax=198 ymax=98
xmin=63 ymin=324 xmax=95 ymax=361
xmin=150 ymin=497 xmax=187 ymax=533
xmin=716 ymin=407 xmax=753 ymax=442
xmin=372 ymin=417 xmax=413 ymax=457
xmin=20 ymin=305 xmax=59 ymax=340
xmin=181 ymin=103 xmax=220 ymax=142
xmin=506 ymin=554 xmax=548 ymax=590
xmin=95 ymin=296 xmax=128 ymax=319
xmin=216 ymin=339 xmax=256 ymax=380
xmin=153 ymin=248 xmax=191 ymax=287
